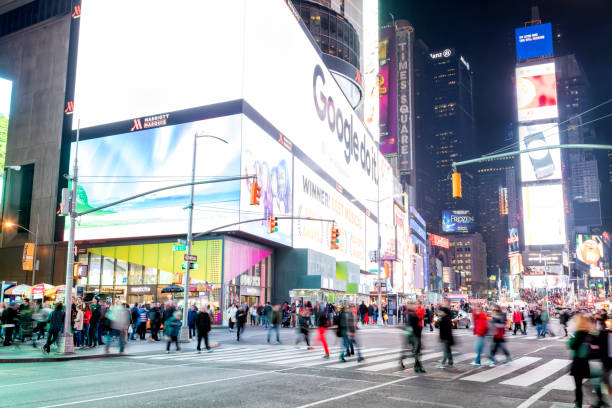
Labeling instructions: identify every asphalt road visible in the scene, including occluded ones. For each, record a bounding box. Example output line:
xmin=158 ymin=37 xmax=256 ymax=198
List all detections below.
xmin=0 ymin=321 xmax=594 ymax=408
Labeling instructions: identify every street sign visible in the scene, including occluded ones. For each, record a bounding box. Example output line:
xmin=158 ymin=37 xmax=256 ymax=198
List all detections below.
xmin=184 ymin=254 xmax=197 ymax=262
xmin=181 ymin=262 xmax=198 ymax=270
xmin=369 ymin=250 xmax=379 ymax=263
xmin=177 ymin=239 xmax=187 ymax=245
xmin=173 ymin=245 xmax=186 ymax=252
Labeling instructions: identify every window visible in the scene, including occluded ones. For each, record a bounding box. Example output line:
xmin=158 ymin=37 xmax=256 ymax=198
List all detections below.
xmin=89 ymin=254 xmax=101 ymax=286
xmin=128 ymin=264 xmax=143 ymax=285
xmin=144 ymin=267 xmax=157 ymax=284
xmin=116 ymin=260 xmax=128 ymax=285
xmin=102 ymin=257 xmax=114 ymax=285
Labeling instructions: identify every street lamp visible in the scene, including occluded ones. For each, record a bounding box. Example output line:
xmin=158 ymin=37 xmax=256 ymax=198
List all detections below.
xmin=181 ymin=131 xmax=228 ymax=341
xmin=4 ymin=215 xmax=39 ymax=285
xmin=353 ymin=191 xmax=408 ymax=326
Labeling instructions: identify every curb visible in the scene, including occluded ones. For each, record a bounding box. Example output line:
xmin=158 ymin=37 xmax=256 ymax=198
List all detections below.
xmin=0 ymin=353 xmax=121 ymax=363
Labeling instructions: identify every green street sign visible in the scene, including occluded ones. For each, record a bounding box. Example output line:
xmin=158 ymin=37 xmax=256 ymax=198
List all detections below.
xmin=181 ymin=262 xmax=198 ymax=270
xmin=173 ymin=245 xmax=186 ymax=251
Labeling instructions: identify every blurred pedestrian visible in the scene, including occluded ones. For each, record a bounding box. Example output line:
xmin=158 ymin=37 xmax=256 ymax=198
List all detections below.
xmin=42 ymin=303 xmax=64 ymax=355
xmin=249 ymin=304 xmax=257 ymax=326
xmin=89 ymin=297 xmax=101 ymax=347
xmin=295 ymin=306 xmax=311 ymax=349
xmin=437 ymin=300 xmax=454 ymax=369
xmin=228 ymin=303 xmax=237 ymax=333
xmin=560 ymin=308 xmax=570 ymax=337
xmin=236 ymin=305 xmax=247 ymax=341
xmin=520 ymin=307 xmax=528 ymax=335
xmin=400 ymin=303 xmax=424 ymax=372
xmin=267 ymin=304 xmax=281 ymax=344
xmin=2 ymin=302 xmax=18 ymax=346
xmin=137 ymin=304 xmax=148 ymax=340
xmin=165 ymin=310 xmax=182 ymax=353
xmin=570 ymin=313 xmax=604 ymax=408
xmin=315 ymin=303 xmax=329 ymax=358
xmin=512 ymin=307 xmax=522 ymax=335
xmin=74 ymin=304 xmax=84 ymax=348
xmin=82 ymin=304 xmax=91 ymax=347
xmin=188 ymin=305 xmax=197 ymax=340
xmin=105 ymin=300 xmax=129 ymax=354
xmin=471 ymin=304 xmax=489 ymax=366
xmin=489 ymin=306 xmax=511 ymax=366
xmin=195 ymin=307 xmax=212 ymax=353
xmin=148 ymin=303 xmax=161 ymax=342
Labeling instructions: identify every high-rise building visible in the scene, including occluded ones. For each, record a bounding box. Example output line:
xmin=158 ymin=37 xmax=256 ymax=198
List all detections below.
xmin=427 ymin=48 xmax=476 ymax=232
xmin=447 ymin=233 xmax=487 ymax=294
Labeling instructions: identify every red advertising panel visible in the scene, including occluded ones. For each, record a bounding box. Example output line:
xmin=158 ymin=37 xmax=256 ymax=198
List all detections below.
xmin=429 ymin=233 xmax=449 ymax=249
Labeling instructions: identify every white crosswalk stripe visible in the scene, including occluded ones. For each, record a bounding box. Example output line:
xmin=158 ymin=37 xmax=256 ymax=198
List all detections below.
xmin=500 ymin=359 xmax=571 ymax=386
xmin=357 ymin=351 xmax=444 ymax=372
xmin=460 ymin=357 xmax=541 ymax=382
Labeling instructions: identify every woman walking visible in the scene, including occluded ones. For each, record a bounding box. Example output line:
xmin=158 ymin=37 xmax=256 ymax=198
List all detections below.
xmin=569 ymin=314 xmax=604 ymax=408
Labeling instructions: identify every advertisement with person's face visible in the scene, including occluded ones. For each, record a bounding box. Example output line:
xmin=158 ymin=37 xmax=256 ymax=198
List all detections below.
xmin=576 ymin=234 xmax=605 ymax=277
xmin=65 ymin=115 xmax=242 ymax=240
xmin=239 ymin=117 xmax=292 ymax=245
xmin=521 ymin=184 xmax=566 ymax=246
xmin=519 ymin=124 xmax=561 ymax=182
xmin=516 ymin=63 xmax=558 ymax=122
xmin=0 ymin=77 xmax=10 ymax=208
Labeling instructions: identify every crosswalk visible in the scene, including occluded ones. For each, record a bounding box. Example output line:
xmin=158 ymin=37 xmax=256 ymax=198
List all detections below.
xmin=126 ymin=344 xmax=576 ymax=392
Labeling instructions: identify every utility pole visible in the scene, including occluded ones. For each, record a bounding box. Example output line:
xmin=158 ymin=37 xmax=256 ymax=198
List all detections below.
xmin=59 ymin=120 xmax=80 ymax=354
xmin=31 ymin=213 xmax=39 ymax=286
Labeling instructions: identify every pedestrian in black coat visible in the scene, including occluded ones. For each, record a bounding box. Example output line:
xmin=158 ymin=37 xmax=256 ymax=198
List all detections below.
xmin=195 ymin=309 xmax=212 ymax=352
xmin=569 ymin=314 xmax=604 ymax=408
xmin=437 ymin=303 xmax=454 ymax=368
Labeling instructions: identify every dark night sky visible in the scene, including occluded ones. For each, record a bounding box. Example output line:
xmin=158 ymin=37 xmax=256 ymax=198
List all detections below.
xmin=379 ymin=0 xmax=612 ymax=154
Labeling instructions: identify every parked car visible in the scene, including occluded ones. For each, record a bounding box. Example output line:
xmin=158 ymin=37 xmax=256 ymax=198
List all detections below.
xmin=434 ymin=309 xmax=471 ymax=329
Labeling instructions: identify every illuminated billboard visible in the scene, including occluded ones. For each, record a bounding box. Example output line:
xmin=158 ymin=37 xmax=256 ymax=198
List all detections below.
xmin=66 ymin=115 xmax=242 ymax=241
xmin=442 ymin=210 xmax=474 ymax=233
xmin=521 ymin=184 xmax=566 ymax=246
xmin=429 ymin=233 xmax=449 ymax=249
xmin=576 ymin=234 xmax=605 ymax=277
xmin=0 ymin=78 xmax=10 ymax=207
xmin=515 ymin=23 xmax=553 ymax=61
xmin=516 ymin=63 xmax=558 ymax=122
xmin=519 ymin=124 xmax=561 ymax=182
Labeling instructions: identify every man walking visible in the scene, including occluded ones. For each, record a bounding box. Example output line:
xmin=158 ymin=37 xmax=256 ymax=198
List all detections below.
xmin=437 ymin=300 xmax=454 ymax=369
xmin=89 ymin=298 xmax=101 ymax=347
xmin=42 ymin=303 xmax=65 ymax=355
xmin=188 ymin=305 xmax=197 ymax=340
xmin=195 ymin=307 xmax=212 ymax=352
xmin=489 ymin=306 xmax=511 ymax=366
xmin=359 ymin=301 xmax=367 ymax=326
xmin=267 ymin=304 xmax=281 ymax=344
xmin=471 ymin=304 xmax=488 ymax=366
xmin=512 ymin=307 xmax=522 ymax=335
xmin=521 ymin=307 xmax=528 ymax=335
xmin=236 ymin=305 xmax=247 ymax=341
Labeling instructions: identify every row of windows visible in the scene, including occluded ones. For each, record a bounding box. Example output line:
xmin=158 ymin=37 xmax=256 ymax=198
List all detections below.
xmin=294 ymin=2 xmax=360 ymax=69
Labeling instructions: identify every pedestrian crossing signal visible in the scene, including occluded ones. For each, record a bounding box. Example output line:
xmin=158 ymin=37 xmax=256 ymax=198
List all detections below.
xmin=330 ymin=226 xmax=340 ymax=250
xmin=452 ymin=171 xmax=462 ymax=198
xmin=269 ymin=216 xmax=278 ymax=233
xmin=250 ymin=182 xmax=261 ymax=205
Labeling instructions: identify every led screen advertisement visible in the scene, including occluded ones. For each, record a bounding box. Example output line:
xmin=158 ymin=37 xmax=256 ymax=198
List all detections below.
xmin=292 ymin=158 xmax=366 ymax=268
xmin=515 ymin=23 xmax=553 ymax=61
xmin=239 ymin=117 xmax=292 ymax=245
xmin=378 ymin=61 xmax=396 ymax=154
xmin=576 ymin=234 xmax=605 ymax=277
xmin=0 ymin=78 xmax=10 ymax=207
xmin=72 ymin=1 xmax=245 ymax=130
xmin=519 ymin=124 xmax=561 ymax=182
xmin=442 ymin=210 xmax=474 ymax=233
xmin=65 ymin=115 xmax=242 ymax=241
xmin=521 ymin=184 xmax=566 ymax=246
xmin=516 ymin=63 xmax=558 ymax=122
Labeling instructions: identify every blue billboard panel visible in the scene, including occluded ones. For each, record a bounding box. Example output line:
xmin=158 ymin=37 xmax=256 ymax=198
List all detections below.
xmin=442 ymin=210 xmax=474 ymax=233
xmin=515 ymin=23 xmax=553 ymax=61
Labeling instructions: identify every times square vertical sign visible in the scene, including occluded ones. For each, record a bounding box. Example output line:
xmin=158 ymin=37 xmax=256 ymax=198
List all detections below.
xmin=396 ymin=27 xmax=414 ymax=174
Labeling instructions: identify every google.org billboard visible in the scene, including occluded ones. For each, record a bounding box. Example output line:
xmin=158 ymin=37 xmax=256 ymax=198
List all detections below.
xmin=515 ymin=23 xmax=553 ymax=61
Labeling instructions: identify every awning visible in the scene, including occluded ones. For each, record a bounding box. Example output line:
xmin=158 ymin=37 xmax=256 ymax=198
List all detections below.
xmin=25 ymin=283 xmax=55 ymax=298
xmin=4 ymin=284 xmax=31 ymax=296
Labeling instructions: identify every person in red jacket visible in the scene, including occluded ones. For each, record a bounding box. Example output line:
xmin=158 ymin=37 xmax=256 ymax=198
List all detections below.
xmin=512 ymin=308 xmax=522 ymax=335
xmin=471 ymin=304 xmax=489 ymax=366
xmin=414 ymin=301 xmax=425 ymax=355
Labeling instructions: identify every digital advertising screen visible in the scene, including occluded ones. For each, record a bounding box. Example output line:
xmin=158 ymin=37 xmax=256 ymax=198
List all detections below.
xmin=442 ymin=210 xmax=474 ymax=233
xmin=0 ymin=77 xmax=11 ymax=207
xmin=516 ymin=63 xmax=558 ymax=122
xmin=521 ymin=184 xmax=566 ymax=246
xmin=73 ymin=1 xmax=244 ymax=130
xmin=515 ymin=23 xmax=554 ymax=61
xmin=239 ymin=117 xmax=293 ymax=246
xmin=519 ymin=124 xmax=561 ymax=182
xmin=576 ymin=234 xmax=605 ymax=277
xmin=66 ymin=115 xmax=243 ymax=241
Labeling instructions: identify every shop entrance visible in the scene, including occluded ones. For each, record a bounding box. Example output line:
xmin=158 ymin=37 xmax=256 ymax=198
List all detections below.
xmin=128 ymin=294 xmax=155 ymax=306
xmin=241 ymin=296 xmax=259 ymax=307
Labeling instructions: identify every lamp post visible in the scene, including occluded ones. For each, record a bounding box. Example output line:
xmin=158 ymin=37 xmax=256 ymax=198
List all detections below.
xmin=4 ymin=214 xmax=39 ymax=285
xmin=181 ymin=132 xmax=228 ymax=341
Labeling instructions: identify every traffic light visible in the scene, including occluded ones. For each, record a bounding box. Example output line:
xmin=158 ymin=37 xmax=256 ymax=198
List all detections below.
xmin=330 ymin=226 xmax=340 ymax=249
xmin=451 ymin=171 xmax=462 ymax=198
xmin=269 ymin=216 xmax=278 ymax=233
xmin=250 ymin=181 xmax=261 ymax=205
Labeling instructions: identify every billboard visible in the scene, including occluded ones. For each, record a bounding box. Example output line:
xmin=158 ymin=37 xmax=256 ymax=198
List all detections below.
xmin=66 ymin=115 xmax=242 ymax=241
xmin=429 ymin=234 xmax=449 ymax=249
xmin=516 ymin=63 xmax=558 ymax=122
xmin=362 ymin=0 xmax=380 ymax=139
xmin=515 ymin=23 xmax=554 ymax=61
xmin=379 ymin=27 xmax=397 ymax=155
xmin=576 ymin=234 xmax=605 ymax=277
xmin=509 ymin=253 xmax=522 ymax=276
xmin=0 ymin=78 xmax=10 ymax=207
xmin=396 ymin=27 xmax=414 ymax=173
xmin=508 ymin=228 xmax=520 ymax=253
xmin=523 ymin=274 xmax=568 ymax=289
xmin=519 ymin=124 xmax=561 ymax=182
xmin=521 ymin=184 xmax=566 ymax=246
xmin=442 ymin=210 xmax=474 ymax=233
